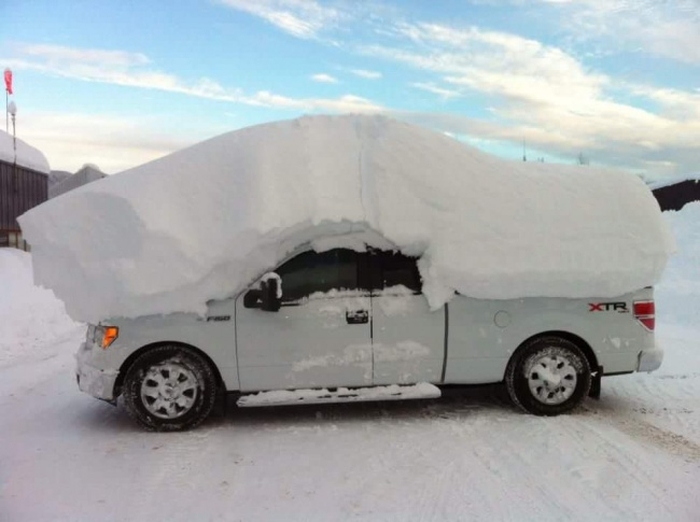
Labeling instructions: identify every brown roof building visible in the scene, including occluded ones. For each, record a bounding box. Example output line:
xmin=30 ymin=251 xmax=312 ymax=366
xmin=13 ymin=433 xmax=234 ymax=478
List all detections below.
xmin=0 ymin=130 xmax=50 ymax=250
xmin=650 ymin=176 xmax=700 ymax=212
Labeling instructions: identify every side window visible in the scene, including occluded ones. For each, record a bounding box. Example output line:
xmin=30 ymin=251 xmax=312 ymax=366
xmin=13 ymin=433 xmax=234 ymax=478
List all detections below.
xmin=375 ymin=251 xmax=421 ymax=293
xmin=276 ymin=249 xmax=359 ymax=302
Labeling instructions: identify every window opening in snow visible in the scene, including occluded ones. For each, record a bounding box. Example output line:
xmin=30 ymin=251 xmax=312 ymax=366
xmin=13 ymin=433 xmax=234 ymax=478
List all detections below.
xmin=372 ymin=251 xmax=422 ymax=293
xmin=276 ymin=249 xmax=362 ymax=303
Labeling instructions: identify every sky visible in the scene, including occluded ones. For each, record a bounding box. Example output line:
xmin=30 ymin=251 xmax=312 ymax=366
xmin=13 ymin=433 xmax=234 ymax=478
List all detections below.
xmin=0 ymin=0 xmax=698 ymax=179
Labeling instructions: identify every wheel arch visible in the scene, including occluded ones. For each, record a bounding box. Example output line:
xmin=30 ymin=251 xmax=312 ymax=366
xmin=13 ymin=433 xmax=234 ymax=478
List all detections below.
xmin=506 ymin=330 xmax=600 ymax=380
xmin=114 ymin=341 xmax=225 ymax=397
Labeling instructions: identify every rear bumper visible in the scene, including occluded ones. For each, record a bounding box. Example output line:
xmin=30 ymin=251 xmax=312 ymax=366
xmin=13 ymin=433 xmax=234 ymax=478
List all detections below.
xmin=637 ymin=344 xmax=663 ymax=373
xmin=75 ymin=342 xmax=119 ymax=401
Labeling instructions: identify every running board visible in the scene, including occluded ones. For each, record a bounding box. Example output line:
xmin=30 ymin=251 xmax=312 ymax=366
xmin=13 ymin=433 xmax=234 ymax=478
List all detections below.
xmin=237 ymin=382 xmax=441 ymax=408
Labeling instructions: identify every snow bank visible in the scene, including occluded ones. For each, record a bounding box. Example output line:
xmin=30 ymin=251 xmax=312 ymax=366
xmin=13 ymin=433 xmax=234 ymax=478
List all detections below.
xmin=19 ymin=115 xmax=674 ymax=323
xmin=0 ymin=249 xmax=78 ymax=367
xmin=0 ymin=130 xmax=50 ymax=174
xmin=656 ymin=201 xmax=700 ymax=326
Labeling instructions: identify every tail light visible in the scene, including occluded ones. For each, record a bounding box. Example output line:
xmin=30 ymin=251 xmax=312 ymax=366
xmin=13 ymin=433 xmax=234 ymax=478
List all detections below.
xmin=633 ymin=300 xmax=655 ymax=331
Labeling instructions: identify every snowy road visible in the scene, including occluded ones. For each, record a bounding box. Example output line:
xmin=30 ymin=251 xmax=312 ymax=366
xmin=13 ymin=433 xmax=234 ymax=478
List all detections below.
xmin=1 ymin=325 xmax=699 ymax=521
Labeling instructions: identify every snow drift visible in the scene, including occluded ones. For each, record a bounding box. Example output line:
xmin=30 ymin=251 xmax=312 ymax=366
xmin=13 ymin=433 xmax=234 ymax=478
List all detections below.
xmin=656 ymin=201 xmax=700 ymax=326
xmin=19 ymin=115 xmax=674 ymax=323
xmin=0 ymin=249 xmax=77 ymax=367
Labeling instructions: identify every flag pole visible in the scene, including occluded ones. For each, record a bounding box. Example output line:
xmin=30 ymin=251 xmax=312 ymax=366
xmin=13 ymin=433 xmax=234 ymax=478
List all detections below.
xmin=4 ymin=68 xmax=12 ymax=132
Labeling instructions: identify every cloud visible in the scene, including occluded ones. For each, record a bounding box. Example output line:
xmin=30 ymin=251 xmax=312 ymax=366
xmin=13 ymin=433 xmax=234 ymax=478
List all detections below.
xmin=218 ymin=0 xmax=344 ymax=39
xmin=543 ymin=0 xmax=700 ymax=64
xmin=311 ymin=73 xmax=339 ymax=83
xmin=350 ymin=69 xmax=382 ymax=79
xmin=362 ymin=22 xmax=700 ymax=174
xmin=7 ymin=4 xmax=699 ymax=177
xmin=18 ymin=111 xmax=199 ymax=173
xmin=411 ymin=82 xmax=460 ymax=99
xmin=247 ymin=91 xmax=383 ymax=112
xmin=20 ymin=44 xmax=150 ymax=67
xmin=364 ymin=23 xmax=609 ymax=112
xmin=5 ymin=44 xmax=383 ymax=113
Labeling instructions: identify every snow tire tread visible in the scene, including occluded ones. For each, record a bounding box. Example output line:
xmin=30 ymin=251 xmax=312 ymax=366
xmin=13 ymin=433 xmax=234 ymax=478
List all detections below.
xmin=505 ymin=336 xmax=591 ymax=416
xmin=122 ymin=344 xmax=218 ymax=431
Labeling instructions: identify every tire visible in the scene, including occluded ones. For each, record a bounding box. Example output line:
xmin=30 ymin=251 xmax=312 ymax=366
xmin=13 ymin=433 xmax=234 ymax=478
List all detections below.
xmin=505 ymin=336 xmax=591 ymax=416
xmin=122 ymin=345 xmax=218 ymax=431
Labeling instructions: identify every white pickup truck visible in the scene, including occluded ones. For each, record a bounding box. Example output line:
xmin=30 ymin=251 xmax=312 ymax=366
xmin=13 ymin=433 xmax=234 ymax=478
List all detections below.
xmin=76 ymin=246 xmax=662 ymax=431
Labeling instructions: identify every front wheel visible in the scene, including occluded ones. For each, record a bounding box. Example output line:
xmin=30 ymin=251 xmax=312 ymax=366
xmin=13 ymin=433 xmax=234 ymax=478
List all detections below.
xmin=123 ymin=345 xmax=218 ymax=431
xmin=505 ymin=336 xmax=591 ymax=416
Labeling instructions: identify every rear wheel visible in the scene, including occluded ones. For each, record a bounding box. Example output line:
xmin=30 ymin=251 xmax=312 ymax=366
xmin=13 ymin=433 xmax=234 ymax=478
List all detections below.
xmin=506 ymin=336 xmax=591 ymax=416
xmin=123 ymin=345 xmax=218 ymax=431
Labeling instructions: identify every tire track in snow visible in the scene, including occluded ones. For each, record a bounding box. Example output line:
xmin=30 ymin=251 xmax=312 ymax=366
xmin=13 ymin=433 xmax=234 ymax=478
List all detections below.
xmin=582 ymin=405 xmax=700 ymax=462
xmin=525 ymin=412 xmax=692 ymax=520
xmin=123 ymin=427 xmax=219 ymax=521
xmin=442 ymin=412 xmax=580 ymax=520
xmin=412 ymin=457 xmax=456 ymax=522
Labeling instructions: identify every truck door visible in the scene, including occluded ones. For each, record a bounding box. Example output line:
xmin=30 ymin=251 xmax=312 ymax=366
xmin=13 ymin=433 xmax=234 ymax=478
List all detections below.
xmin=370 ymin=251 xmax=445 ymax=385
xmin=235 ymin=248 xmax=372 ymax=392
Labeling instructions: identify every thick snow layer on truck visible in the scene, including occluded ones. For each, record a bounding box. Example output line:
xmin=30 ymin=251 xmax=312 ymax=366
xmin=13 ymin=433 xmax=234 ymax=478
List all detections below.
xmin=19 ymin=114 xmax=674 ymax=323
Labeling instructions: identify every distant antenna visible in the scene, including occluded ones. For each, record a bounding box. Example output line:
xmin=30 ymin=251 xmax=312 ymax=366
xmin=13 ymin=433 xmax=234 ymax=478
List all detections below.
xmin=522 ymin=139 xmax=527 ymax=162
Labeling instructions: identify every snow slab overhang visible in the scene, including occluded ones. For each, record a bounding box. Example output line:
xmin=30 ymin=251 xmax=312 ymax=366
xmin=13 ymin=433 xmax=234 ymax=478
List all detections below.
xmin=18 ymin=114 xmax=675 ymax=323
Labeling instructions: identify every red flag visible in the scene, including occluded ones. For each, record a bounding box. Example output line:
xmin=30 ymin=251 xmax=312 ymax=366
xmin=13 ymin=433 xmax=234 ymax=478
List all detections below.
xmin=4 ymin=68 xmax=12 ymax=95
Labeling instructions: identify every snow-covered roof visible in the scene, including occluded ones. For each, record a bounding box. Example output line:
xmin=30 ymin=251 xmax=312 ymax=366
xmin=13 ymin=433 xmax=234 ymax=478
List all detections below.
xmin=18 ymin=115 xmax=674 ymax=323
xmin=0 ymin=130 xmax=50 ymax=174
xmin=49 ymin=164 xmax=107 ymax=199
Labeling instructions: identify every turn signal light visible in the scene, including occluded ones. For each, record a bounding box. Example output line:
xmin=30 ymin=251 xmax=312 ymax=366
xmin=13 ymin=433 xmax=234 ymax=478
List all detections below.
xmin=101 ymin=326 xmax=119 ymax=349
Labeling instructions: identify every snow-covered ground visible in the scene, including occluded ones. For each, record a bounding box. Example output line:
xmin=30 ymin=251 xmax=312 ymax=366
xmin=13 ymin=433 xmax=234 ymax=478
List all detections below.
xmin=1 ymin=204 xmax=699 ymax=521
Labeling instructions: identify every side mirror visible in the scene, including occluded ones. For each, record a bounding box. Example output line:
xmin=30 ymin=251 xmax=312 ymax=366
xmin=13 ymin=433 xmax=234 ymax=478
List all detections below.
xmin=243 ymin=289 xmax=261 ymax=309
xmin=260 ymin=273 xmax=281 ymax=312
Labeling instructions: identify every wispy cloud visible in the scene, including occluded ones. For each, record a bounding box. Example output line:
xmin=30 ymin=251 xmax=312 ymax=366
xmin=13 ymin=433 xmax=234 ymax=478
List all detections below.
xmin=411 ymin=82 xmax=460 ymax=100
xmin=19 ymin=111 xmax=200 ymax=173
xmin=217 ymin=0 xmax=344 ymax=39
xmin=364 ymin=22 xmax=700 ymax=174
xmin=21 ymin=44 xmax=151 ymax=67
xmin=311 ymin=73 xmax=339 ymax=83
xmin=350 ymin=68 xmax=382 ymax=79
xmin=8 ymin=3 xmax=699 ymax=177
xmin=542 ymin=0 xmax=700 ymax=64
xmin=5 ymin=44 xmax=384 ymax=114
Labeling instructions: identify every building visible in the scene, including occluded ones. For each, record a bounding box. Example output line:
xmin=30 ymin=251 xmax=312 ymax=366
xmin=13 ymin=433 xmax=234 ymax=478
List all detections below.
xmin=650 ymin=176 xmax=700 ymax=212
xmin=0 ymin=130 xmax=50 ymax=250
xmin=49 ymin=164 xmax=106 ymax=199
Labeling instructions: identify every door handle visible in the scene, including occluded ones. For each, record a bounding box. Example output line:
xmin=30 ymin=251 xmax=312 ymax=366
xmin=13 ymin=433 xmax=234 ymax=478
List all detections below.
xmin=346 ymin=309 xmax=369 ymax=324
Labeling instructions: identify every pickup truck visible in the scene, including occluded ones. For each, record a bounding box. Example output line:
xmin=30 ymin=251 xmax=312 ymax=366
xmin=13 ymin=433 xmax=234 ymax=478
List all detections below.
xmin=76 ymin=246 xmax=662 ymax=431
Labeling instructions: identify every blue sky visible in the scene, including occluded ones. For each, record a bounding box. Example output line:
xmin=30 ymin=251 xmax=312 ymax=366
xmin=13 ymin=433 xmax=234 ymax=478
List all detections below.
xmin=1 ymin=0 xmax=698 ymax=178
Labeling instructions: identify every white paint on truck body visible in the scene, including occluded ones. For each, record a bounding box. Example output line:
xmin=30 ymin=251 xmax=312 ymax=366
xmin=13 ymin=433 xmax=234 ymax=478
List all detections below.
xmin=75 ymin=247 xmax=661 ymax=405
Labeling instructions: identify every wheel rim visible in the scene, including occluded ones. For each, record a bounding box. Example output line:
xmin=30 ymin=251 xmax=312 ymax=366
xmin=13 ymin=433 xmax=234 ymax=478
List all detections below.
xmin=140 ymin=361 xmax=199 ymax=419
xmin=526 ymin=352 xmax=578 ymax=405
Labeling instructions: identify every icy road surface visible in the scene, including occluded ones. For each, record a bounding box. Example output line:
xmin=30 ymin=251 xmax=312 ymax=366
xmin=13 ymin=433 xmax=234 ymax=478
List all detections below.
xmin=1 ymin=324 xmax=699 ymax=521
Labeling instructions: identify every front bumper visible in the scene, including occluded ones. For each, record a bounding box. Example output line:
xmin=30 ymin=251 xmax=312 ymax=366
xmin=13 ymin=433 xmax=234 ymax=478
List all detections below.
xmin=637 ymin=344 xmax=664 ymax=373
xmin=75 ymin=342 xmax=119 ymax=401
